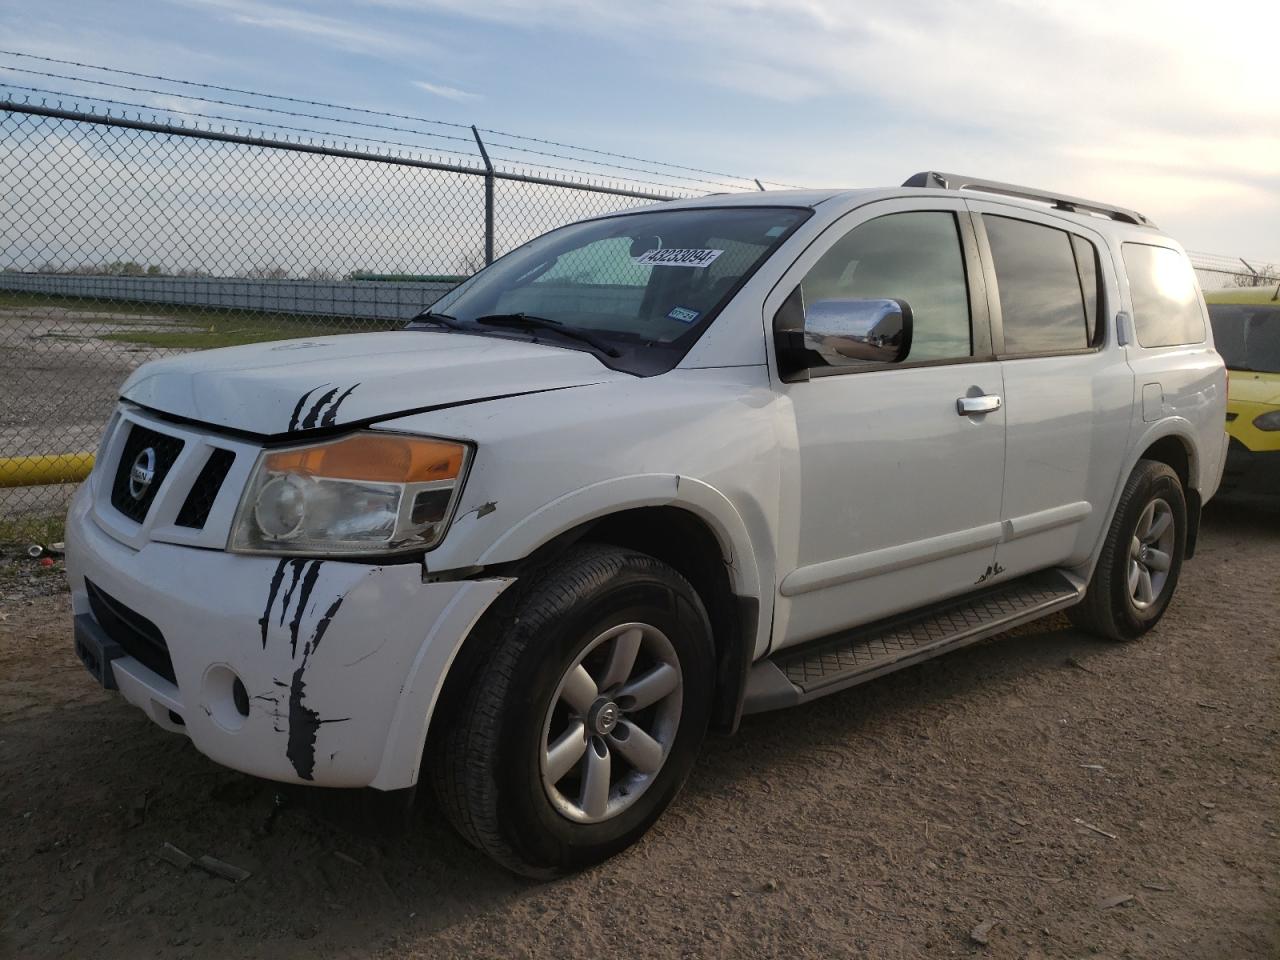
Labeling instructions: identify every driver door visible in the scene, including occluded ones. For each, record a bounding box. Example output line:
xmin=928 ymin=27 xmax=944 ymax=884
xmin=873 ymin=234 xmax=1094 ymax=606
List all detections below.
xmin=769 ymin=198 xmax=1007 ymax=649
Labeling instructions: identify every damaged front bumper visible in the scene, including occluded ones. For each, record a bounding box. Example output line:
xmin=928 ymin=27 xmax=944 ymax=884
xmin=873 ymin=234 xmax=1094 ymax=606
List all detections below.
xmin=65 ymin=484 xmax=511 ymax=790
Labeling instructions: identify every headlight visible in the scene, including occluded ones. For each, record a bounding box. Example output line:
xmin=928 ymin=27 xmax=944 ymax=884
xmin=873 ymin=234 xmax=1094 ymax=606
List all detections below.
xmin=229 ymin=432 xmax=470 ymax=556
xmin=1254 ymin=410 xmax=1280 ymax=431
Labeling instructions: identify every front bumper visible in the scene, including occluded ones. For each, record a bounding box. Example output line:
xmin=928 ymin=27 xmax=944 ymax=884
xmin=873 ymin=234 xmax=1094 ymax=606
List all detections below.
xmin=1220 ymin=438 xmax=1280 ymax=497
xmin=65 ymin=483 xmax=511 ymax=790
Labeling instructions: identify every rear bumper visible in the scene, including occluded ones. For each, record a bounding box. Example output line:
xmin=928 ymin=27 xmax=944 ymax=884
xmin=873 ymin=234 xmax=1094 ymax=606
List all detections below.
xmin=65 ymin=482 xmax=511 ymax=790
xmin=1220 ymin=438 xmax=1280 ymax=496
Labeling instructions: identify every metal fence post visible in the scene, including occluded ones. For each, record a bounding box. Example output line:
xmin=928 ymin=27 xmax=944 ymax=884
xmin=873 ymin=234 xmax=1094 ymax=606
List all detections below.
xmin=472 ymin=125 xmax=495 ymax=266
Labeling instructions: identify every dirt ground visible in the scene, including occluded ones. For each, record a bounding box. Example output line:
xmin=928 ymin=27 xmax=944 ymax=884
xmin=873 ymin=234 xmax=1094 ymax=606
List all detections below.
xmin=1 ymin=500 xmax=1276 ymax=960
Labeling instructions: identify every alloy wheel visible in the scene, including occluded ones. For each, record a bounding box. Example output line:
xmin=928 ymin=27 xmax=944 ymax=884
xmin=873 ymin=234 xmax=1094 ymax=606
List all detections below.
xmin=1128 ymin=497 xmax=1175 ymax=609
xmin=539 ymin=622 xmax=683 ymax=824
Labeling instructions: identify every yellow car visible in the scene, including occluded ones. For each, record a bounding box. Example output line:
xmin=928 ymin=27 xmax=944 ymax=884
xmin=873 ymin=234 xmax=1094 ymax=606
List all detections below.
xmin=1206 ymin=290 xmax=1280 ymax=495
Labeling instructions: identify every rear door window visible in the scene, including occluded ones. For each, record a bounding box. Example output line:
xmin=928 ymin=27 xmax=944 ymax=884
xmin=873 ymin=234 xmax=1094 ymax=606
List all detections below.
xmin=984 ymin=215 xmax=1094 ymax=354
xmin=1122 ymin=243 xmax=1207 ymax=347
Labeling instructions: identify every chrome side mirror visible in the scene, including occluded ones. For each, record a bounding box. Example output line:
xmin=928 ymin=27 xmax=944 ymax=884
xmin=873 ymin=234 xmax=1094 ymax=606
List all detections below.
xmin=803 ymin=298 xmax=913 ymax=366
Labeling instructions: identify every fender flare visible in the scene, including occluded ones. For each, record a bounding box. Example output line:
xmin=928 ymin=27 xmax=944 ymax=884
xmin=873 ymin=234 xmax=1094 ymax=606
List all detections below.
xmin=476 ymin=473 xmax=766 ymax=608
xmin=1079 ymin=418 xmax=1202 ymax=578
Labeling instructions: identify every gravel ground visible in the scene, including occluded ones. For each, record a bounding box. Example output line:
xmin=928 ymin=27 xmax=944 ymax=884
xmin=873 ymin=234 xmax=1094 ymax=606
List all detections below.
xmin=0 ymin=304 xmax=189 ymax=525
xmin=1 ymin=500 xmax=1276 ymax=959
xmin=0 ymin=305 xmax=190 ymax=458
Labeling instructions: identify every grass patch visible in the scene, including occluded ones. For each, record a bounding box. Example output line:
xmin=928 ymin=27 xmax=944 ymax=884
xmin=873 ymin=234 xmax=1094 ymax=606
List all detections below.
xmin=0 ymin=513 xmax=65 ymax=549
xmin=1204 ymin=286 xmax=1280 ymax=305
xmin=0 ymin=291 xmax=401 ymax=349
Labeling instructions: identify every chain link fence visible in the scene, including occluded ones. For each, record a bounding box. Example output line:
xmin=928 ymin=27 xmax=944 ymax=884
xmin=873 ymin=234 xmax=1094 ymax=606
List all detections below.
xmin=0 ymin=99 xmax=736 ymax=543
xmin=1189 ymin=251 xmax=1280 ymax=297
xmin=2 ymin=95 xmax=1277 ymax=548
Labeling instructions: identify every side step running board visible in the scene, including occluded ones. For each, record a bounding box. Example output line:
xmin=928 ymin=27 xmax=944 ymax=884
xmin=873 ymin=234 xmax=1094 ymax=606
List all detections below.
xmin=742 ymin=570 xmax=1084 ymax=715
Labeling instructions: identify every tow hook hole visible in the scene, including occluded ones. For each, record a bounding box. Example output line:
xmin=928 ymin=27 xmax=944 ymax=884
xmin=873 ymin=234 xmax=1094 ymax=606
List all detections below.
xmin=168 ymin=710 xmax=186 ymax=727
xmin=232 ymin=677 xmax=250 ymax=718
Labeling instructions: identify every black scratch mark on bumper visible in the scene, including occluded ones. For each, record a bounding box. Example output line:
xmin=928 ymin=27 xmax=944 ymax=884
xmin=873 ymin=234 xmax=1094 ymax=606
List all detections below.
xmin=310 ymin=596 xmax=343 ymax=653
xmin=288 ymin=560 xmax=323 ymax=658
xmin=277 ymin=558 xmax=308 ymax=627
xmin=286 ymin=594 xmax=347 ymax=781
xmin=259 ymin=559 xmax=289 ymax=648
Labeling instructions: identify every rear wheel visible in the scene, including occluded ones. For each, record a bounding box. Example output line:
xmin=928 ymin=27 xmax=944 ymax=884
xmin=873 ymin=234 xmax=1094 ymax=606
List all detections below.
xmin=430 ymin=543 xmax=714 ymax=877
xmin=1069 ymin=459 xmax=1187 ymax=641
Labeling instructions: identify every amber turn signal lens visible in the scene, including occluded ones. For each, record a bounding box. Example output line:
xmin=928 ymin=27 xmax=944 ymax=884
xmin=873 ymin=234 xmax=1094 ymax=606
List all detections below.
xmin=263 ymin=434 xmax=465 ymax=483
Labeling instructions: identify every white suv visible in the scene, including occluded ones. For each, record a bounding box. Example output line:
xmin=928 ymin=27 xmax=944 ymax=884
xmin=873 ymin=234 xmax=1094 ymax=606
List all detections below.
xmin=66 ymin=172 xmax=1228 ymax=876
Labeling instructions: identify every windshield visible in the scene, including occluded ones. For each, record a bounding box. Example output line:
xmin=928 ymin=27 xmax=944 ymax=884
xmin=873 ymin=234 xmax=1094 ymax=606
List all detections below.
xmin=419 ymin=205 xmax=811 ymax=375
xmin=1208 ymin=302 xmax=1280 ymax=374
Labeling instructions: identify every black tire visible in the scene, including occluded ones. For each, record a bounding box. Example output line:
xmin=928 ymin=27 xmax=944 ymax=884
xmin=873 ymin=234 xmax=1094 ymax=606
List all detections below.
xmin=1069 ymin=459 xmax=1187 ymax=641
xmin=429 ymin=543 xmax=714 ymax=878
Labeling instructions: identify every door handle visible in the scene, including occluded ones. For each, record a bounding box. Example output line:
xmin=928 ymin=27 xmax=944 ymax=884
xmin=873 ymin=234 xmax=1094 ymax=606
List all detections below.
xmin=957 ymin=394 xmax=1002 ymax=415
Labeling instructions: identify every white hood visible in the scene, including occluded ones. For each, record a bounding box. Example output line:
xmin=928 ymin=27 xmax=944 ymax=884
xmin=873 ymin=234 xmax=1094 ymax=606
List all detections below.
xmin=120 ymin=331 xmax=626 ymax=436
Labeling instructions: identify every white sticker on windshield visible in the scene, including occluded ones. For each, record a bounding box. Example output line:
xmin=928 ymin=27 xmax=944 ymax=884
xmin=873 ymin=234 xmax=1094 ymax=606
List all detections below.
xmin=667 ymin=306 xmax=700 ymax=324
xmin=634 ymin=248 xmax=724 ymax=268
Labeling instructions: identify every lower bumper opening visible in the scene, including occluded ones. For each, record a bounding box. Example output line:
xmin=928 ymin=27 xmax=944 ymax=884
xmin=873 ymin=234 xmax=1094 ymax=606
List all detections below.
xmin=84 ymin=579 xmax=177 ymax=685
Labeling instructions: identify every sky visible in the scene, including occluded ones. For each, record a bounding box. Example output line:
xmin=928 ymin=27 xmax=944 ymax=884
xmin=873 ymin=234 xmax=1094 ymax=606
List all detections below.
xmin=0 ymin=0 xmax=1276 ymax=263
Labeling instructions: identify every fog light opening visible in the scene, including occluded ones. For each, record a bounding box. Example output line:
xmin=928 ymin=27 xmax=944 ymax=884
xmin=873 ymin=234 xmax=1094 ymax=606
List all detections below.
xmin=168 ymin=709 xmax=185 ymax=727
xmin=203 ymin=664 xmax=250 ymax=732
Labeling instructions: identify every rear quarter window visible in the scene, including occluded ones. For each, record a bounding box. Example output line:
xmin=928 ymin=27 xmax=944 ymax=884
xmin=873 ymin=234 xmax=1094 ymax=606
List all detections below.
xmin=1122 ymin=243 xmax=1207 ymax=347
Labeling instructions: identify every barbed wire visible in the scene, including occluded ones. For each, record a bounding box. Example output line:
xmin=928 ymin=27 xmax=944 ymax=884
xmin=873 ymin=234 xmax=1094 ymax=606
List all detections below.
xmin=0 ymin=49 xmax=800 ymax=189
xmin=0 ymin=84 xmax=702 ymax=194
xmin=0 ymin=93 xmax=693 ymax=200
xmin=0 ymin=64 xmax=761 ymax=192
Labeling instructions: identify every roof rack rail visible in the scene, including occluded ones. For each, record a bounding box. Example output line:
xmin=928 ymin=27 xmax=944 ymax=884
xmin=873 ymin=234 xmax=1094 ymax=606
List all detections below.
xmin=902 ymin=171 xmax=1155 ymax=228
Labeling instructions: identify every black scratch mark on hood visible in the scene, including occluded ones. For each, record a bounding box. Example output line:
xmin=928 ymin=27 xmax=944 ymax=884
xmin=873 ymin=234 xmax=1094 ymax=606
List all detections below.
xmin=288 ymin=560 xmax=323 ymax=658
xmin=259 ymin=559 xmax=289 ymax=648
xmin=320 ymin=383 xmax=360 ymax=427
xmin=287 ymin=385 xmax=327 ymax=432
xmin=286 ymin=593 xmax=348 ymax=781
xmin=300 ymin=387 xmax=340 ymax=430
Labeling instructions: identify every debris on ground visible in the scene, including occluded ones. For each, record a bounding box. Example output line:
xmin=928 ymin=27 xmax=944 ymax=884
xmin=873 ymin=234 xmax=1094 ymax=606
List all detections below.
xmin=1065 ymin=656 xmax=1096 ymax=674
xmin=158 ymin=842 xmax=193 ymax=870
xmin=1097 ymin=893 xmax=1136 ymax=910
xmin=195 ymin=855 xmax=252 ymax=884
xmin=128 ymin=792 xmax=149 ymax=828
xmin=970 ymin=918 xmax=999 ymax=945
xmin=1072 ymin=817 xmax=1118 ymax=840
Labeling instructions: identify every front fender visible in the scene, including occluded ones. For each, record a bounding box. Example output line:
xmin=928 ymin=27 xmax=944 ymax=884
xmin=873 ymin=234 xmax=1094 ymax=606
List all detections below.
xmin=476 ymin=473 xmax=766 ymax=612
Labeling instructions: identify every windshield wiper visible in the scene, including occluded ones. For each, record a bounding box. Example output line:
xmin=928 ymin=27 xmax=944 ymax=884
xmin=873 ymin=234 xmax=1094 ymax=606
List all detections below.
xmin=407 ymin=310 xmax=463 ymax=330
xmin=473 ymin=313 xmax=621 ymax=358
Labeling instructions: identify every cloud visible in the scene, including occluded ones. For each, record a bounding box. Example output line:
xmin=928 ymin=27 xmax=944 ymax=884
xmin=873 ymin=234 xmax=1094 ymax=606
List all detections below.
xmin=177 ymin=0 xmax=416 ymax=56
xmin=411 ymin=79 xmax=480 ymax=102
xmin=361 ymin=0 xmax=1280 ymax=257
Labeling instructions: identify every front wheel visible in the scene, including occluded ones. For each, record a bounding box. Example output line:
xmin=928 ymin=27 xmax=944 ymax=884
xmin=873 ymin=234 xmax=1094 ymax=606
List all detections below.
xmin=1069 ymin=459 xmax=1187 ymax=641
xmin=430 ymin=543 xmax=714 ymax=877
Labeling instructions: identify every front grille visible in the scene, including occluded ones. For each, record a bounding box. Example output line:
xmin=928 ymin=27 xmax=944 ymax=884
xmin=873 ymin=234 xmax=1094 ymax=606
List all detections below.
xmin=85 ymin=579 xmax=176 ymax=685
xmin=110 ymin=424 xmax=185 ymax=524
xmin=175 ymin=448 xmax=236 ymax=529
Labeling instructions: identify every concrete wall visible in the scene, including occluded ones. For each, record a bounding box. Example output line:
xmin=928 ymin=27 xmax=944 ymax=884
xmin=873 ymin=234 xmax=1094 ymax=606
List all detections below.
xmin=0 ymin=273 xmax=459 ymax=321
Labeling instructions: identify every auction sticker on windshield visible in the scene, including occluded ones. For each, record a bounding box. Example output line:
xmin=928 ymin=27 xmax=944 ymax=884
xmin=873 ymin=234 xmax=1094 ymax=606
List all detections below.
xmin=635 ymin=248 xmax=724 ymax=268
